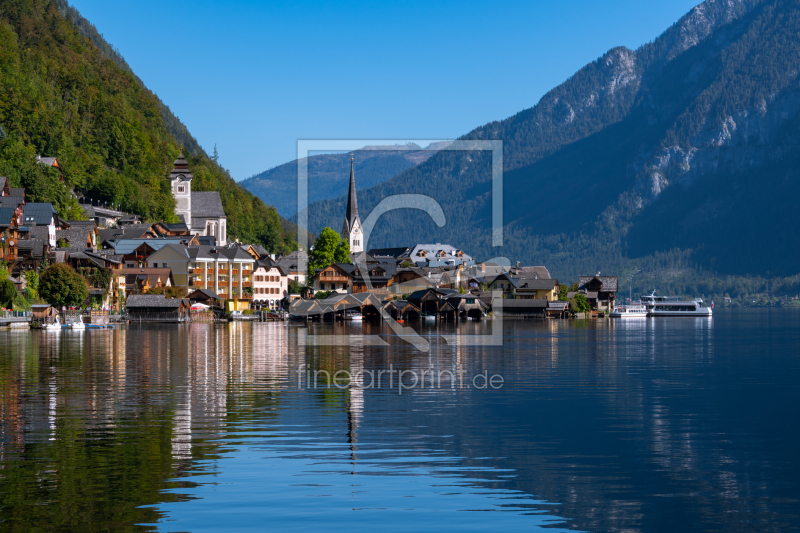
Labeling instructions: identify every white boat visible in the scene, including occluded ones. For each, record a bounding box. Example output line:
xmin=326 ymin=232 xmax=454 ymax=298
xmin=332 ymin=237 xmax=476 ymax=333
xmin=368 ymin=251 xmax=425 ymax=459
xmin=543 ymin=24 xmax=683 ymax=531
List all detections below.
xmin=69 ymin=317 xmax=86 ymax=329
xmin=609 ymin=304 xmax=648 ymax=318
xmin=344 ymin=311 xmax=362 ymax=321
xmin=641 ymin=292 xmax=712 ymax=317
xmin=44 ymin=316 xmax=62 ymax=330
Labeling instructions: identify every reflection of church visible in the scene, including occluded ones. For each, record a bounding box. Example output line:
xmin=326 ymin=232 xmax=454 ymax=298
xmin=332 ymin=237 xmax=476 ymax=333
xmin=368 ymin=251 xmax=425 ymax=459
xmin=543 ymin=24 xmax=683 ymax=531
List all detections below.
xmin=169 ymin=153 xmax=228 ymax=245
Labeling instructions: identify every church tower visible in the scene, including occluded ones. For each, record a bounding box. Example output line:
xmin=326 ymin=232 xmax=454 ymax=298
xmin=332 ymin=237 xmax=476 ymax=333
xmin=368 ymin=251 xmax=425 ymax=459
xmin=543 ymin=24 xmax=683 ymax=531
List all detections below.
xmin=342 ymin=155 xmax=363 ymax=253
xmin=169 ymin=153 xmax=193 ymax=227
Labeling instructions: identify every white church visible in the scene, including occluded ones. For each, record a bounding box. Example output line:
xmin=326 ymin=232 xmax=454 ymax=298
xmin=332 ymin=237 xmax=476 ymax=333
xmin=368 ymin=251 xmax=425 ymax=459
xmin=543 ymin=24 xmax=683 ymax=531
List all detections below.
xmin=169 ymin=153 xmax=228 ymax=245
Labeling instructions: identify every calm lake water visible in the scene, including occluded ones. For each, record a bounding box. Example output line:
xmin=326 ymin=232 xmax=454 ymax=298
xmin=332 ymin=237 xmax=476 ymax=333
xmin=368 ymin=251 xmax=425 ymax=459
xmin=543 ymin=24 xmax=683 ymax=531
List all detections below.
xmin=1 ymin=309 xmax=799 ymax=532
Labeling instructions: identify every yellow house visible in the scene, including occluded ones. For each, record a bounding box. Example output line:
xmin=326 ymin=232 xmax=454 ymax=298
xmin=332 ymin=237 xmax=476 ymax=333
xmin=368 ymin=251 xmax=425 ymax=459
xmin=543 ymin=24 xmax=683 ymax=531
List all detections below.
xmin=489 ymin=272 xmax=560 ymax=300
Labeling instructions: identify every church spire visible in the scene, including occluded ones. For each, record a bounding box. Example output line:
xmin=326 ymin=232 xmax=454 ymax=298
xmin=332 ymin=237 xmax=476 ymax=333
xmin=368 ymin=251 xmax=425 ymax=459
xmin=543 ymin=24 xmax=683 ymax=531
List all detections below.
xmin=345 ymin=154 xmax=359 ymax=229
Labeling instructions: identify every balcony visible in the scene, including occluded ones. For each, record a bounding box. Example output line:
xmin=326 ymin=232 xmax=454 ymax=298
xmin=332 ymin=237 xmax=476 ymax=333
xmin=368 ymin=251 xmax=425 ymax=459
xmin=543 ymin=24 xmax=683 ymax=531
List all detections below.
xmin=241 ymin=282 xmax=252 ymax=288
xmin=232 ymin=269 xmax=240 ymax=275
xmin=231 ymin=282 xmax=239 ymax=288
xmin=218 ymin=269 xmax=229 ymax=275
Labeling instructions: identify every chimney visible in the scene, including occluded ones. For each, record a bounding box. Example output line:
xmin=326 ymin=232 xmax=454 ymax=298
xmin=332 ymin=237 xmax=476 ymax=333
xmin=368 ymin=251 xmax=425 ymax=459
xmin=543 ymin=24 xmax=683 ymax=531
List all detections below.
xmin=516 ymin=261 xmax=521 ymax=270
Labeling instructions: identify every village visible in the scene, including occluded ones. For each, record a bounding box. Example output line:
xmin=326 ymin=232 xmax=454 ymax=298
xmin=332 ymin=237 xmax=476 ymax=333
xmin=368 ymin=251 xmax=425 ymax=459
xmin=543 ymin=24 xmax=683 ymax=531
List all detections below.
xmin=0 ymin=154 xmax=618 ymax=326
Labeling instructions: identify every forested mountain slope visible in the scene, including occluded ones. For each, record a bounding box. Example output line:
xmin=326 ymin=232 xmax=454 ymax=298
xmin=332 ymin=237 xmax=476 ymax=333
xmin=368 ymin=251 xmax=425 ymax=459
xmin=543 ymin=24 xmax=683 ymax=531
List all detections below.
xmin=0 ymin=0 xmax=296 ymax=252
xmin=305 ymin=0 xmax=800 ymax=291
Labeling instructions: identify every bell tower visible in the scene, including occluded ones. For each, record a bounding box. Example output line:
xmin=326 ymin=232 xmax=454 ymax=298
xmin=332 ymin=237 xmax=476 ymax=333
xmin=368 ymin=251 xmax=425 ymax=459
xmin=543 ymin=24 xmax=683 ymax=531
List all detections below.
xmin=169 ymin=152 xmax=193 ymax=227
xmin=342 ymin=155 xmax=363 ymax=253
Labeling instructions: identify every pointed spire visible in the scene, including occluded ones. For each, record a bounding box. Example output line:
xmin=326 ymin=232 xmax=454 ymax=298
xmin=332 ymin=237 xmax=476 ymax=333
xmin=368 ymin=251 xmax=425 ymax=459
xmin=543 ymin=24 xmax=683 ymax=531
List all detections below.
xmin=345 ymin=154 xmax=359 ymax=229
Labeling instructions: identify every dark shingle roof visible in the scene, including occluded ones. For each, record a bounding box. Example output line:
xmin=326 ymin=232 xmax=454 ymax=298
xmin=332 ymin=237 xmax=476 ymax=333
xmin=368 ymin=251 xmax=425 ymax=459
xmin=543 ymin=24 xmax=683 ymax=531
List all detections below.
xmin=22 ymin=203 xmax=55 ymax=226
xmin=56 ymin=227 xmax=93 ymax=248
xmin=9 ymin=188 xmax=24 ymax=197
xmin=516 ymin=278 xmax=558 ymax=290
xmin=126 ymin=294 xmax=186 ymax=308
xmin=0 ymin=207 xmax=17 ymax=226
xmin=579 ymin=276 xmax=619 ymax=292
xmin=367 ymin=247 xmax=410 ymax=258
xmin=0 ymin=196 xmax=24 ymax=209
xmin=191 ymin=191 xmax=226 ymax=218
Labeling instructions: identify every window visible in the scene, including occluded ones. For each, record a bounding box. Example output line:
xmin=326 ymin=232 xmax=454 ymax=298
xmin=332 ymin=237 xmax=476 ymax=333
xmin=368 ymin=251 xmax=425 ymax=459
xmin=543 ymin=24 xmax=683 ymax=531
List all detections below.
xmin=162 ymin=263 xmax=167 ymax=268
xmin=177 ymin=186 xmax=185 ymax=193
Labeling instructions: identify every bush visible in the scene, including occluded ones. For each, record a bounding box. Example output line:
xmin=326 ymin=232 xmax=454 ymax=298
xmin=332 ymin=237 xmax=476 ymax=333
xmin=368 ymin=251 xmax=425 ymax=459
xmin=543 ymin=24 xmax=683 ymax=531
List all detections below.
xmin=0 ymin=279 xmax=17 ymax=308
xmin=40 ymin=264 xmax=88 ymax=307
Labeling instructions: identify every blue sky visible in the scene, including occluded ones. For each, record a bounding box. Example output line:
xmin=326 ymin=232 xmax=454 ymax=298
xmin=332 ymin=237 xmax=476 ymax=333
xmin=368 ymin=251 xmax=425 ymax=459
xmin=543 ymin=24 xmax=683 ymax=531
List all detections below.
xmin=69 ymin=0 xmax=701 ymax=180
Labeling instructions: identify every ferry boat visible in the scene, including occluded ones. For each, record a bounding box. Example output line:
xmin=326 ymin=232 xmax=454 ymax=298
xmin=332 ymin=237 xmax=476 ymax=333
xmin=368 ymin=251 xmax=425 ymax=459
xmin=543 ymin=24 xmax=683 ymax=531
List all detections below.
xmin=609 ymin=304 xmax=648 ymax=318
xmin=641 ymin=292 xmax=712 ymax=317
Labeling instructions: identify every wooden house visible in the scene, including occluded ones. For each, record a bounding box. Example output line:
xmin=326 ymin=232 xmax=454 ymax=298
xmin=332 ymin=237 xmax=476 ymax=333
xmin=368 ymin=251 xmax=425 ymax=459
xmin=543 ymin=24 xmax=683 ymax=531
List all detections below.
xmin=126 ymin=294 xmax=189 ymax=322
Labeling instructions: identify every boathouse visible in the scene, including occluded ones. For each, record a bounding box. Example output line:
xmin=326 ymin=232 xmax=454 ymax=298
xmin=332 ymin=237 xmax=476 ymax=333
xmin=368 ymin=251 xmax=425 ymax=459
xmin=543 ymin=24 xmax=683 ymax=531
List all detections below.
xmin=126 ymin=294 xmax=190 ymax=322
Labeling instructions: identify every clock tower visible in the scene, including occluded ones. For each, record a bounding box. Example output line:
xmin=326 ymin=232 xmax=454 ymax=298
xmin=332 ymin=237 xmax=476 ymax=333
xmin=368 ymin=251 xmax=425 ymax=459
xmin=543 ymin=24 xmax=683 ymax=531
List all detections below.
xmin=169 ymin=152 xmax=193 ymax=227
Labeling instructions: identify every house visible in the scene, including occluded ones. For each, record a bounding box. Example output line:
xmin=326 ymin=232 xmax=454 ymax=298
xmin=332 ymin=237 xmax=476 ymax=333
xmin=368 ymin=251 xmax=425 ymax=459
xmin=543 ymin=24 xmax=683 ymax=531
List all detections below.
xmin=547 ymin=301 xmax=569 ymax=318
xmin=21 ymin=203 xmax=58 ymax=247
xmin=277 ymin=250 xmax=308 ymax=285
xmin=112 ymin=238 xmax=190 ymax=268
xmin=515 ymin=277 xmax=560 ymax=300
xmin=125 ymin=294 xmax=189 ymax=322
xmin=313 ymin=263 xmax=354 ymax=293
xmin=56 ymin=223 xmax=98 ymax=252
xmin=0 ymin=177 xmax=10 ymax=196
xmin=124 ymin=268 xmax=174 ymax=295
xmin=578 ymin=276 xmax=619 ymax=310
xmin=35 ymin=155 xmax=64 ymax=178
xmin=117 ymin=214 xmax=142 ymax=226
xmin=0 ymin=206 xmax=21 ymax=262
xmin=252 ymin=260 xmax=287 ymax=307
xmin=406 ymin=287 xmax=459 ymax=316
xmin=187 ymin=288 xmax=223 ymax=307
xmin=351 ymin=261 xmax=397 ymax=294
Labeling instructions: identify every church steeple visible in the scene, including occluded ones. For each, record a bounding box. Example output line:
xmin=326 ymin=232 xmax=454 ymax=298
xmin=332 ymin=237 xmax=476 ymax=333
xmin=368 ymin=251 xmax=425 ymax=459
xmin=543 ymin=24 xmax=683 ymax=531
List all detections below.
xmin=342 ymin=155 xmax=363 ymax=253
xmin=345 ymin=156 xmax=358 ymax=229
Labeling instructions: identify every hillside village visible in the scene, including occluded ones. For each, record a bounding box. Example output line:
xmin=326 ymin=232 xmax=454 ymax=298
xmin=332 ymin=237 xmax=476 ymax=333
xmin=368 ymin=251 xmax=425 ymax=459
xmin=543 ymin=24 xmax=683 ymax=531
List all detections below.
xmin=1 ymin=154 xmax=617 ymax=323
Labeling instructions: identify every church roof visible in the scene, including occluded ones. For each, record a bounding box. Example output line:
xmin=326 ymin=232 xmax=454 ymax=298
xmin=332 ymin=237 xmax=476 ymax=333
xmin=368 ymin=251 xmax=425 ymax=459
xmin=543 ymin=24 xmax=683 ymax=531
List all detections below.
xmin=191 ymin=191 xmax=226 ymax=218
xmin=344 ymin=157 xmax=360 ymax=231
xmin=168 ymin=152 xmax=194 ymax=181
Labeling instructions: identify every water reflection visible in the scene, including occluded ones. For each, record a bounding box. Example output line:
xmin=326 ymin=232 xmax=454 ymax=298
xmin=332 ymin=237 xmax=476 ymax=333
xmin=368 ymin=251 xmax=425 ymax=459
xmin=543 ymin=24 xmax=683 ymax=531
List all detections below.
xmin=0 ymin=313 xmax=798 ymax=532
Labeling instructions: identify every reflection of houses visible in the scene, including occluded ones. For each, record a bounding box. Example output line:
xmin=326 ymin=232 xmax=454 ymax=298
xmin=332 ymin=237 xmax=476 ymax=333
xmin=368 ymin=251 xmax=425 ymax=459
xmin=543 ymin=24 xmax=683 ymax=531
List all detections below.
xmin=578 ymin=276 xmax=618 ymax=310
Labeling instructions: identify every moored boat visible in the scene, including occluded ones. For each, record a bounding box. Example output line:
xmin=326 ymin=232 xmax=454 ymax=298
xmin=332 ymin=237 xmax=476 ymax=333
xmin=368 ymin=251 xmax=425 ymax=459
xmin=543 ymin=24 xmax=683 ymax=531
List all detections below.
xmin=609 ymin=304 xmax=648 ymax=318
xmin=641 ymin=292 xmax=712 ymax=317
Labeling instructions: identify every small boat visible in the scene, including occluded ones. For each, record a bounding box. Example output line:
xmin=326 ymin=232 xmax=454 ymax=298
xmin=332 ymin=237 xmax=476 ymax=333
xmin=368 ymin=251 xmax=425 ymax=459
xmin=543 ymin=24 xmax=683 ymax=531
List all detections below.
xmin=422 ymin=313 xmax=436 ymax=321
xmin=44 ymin=317 xmax=62 ymax=330
xmin=609 ymin=304 xmax=648 ymax=318
xmin=69 ymin=317 xmax=86 ymax=330
xmin=345 ymin=311 xmax=362 ymax=321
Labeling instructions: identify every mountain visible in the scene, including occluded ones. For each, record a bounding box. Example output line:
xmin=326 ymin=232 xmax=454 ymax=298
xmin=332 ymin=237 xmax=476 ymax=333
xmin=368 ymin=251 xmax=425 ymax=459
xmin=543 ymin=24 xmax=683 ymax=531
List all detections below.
xmin=304 ymin=0 xmax=800 ymax=293
xmin=240 ymin=143 xmax=449 ymax=218
xmin=0 ymin=0 xmax=296 ymax=253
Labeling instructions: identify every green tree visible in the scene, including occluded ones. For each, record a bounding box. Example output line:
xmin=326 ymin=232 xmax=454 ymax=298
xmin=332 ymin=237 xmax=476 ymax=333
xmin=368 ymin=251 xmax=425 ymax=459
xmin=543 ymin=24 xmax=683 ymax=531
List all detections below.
xmin=288 ymin=279 xmax=304 ymax=294
xmin=334 ymin=239 xmax=351 ymax=263
xmin=40 ymin=264 xmax=88 ymax=307
xmin=23 ymin=270 xmax=39 ymax=300
xmin=569 ymin=293 xmax=590 ymax=313
xmin=309 ymin=228 xmax=347 ymax=272
xmin=0 ymin=279 xmax=16 ymax=308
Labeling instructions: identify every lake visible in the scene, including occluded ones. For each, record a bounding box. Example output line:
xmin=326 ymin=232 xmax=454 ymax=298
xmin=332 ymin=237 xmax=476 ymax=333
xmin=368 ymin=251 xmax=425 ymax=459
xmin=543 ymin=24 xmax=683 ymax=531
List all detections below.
xmin=1 ymin=309 xmax=798 ymax=532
